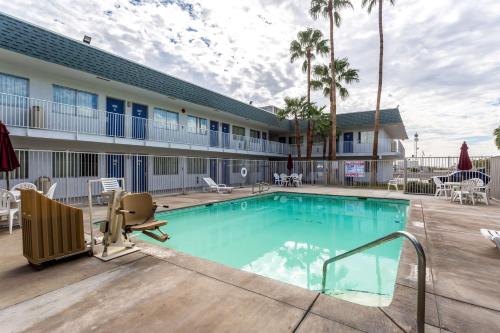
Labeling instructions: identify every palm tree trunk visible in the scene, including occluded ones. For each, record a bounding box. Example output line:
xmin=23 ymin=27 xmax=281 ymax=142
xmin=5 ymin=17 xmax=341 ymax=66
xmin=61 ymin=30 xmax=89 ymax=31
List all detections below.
xmin=294 ymin=116 xmax=301 ymax=159
xmin=372 ymin=0 xmax=383 ymax=160
xmin=328 ymin=1 xmax=337 ymax=161
xmin=371 ymin=0 xmax=384 ymax=185
xmin=306 ymin=54 xmax=313 ymax=160
xmin=323 ymin=136 xmax=327 ymax=160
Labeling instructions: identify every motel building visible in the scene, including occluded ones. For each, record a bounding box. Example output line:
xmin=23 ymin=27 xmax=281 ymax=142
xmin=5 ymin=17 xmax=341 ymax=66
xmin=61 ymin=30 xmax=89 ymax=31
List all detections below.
xmin=0 ymin=13 xmax=407 ymax=202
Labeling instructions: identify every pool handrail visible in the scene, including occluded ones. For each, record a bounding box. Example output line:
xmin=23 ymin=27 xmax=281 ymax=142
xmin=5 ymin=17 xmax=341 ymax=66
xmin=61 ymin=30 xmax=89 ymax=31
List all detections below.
xmin=321 ymin=231 xmax=426 ymax=333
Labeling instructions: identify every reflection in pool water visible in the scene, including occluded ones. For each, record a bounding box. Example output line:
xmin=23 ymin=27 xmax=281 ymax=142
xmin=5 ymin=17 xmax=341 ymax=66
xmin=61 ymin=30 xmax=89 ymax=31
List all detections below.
xmin=145 ymin=193 xmax=408 ymax=306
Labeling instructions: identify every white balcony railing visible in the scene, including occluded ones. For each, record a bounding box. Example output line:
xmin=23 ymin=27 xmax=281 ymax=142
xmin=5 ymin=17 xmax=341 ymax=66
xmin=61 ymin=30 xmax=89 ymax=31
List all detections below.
xmin=0 ymin=93 xmax=289 ymax=155
xmin=289 ymin=138 xmax=405 ymax=157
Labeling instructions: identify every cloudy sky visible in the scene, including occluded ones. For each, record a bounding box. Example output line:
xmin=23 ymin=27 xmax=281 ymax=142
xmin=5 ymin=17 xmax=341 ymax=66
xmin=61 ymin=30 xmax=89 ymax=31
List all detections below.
xmin=2 ymin=0 xmax=499 ymax=156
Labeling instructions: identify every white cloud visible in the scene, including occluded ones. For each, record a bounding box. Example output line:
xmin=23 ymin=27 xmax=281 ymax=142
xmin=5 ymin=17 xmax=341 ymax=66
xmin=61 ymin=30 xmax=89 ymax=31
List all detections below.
xmin=1 ymin=0 xmax=499 ymax=155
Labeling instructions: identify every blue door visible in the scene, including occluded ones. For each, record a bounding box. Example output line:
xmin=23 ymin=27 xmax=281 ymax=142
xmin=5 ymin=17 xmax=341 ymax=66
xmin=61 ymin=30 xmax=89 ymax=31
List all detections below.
xmin=107 ymin=154 xmax=124 ymax=178
xmin=132 ymin=103 xmax=148 ymax=140
xmin=106 ymin=97 xmax=125 ymax=137
xmin=210 ymin=159 xmax=218 ymax=182
xmin=132 ymin=155 xmax=148 ymax=192
xmin=210 ymin=120 xmax=219 ymax=147
xmin=262 ymin=132 xmax=267 ymax=152
xmin=343 ymin=132 xmax=353 ymax=153
xmin=222 ymin=123 xmax=230 ymax=148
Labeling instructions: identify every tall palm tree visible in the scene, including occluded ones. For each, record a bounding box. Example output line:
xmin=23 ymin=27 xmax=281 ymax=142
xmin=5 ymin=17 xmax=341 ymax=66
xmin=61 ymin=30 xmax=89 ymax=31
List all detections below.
xmin=311 ymin=58 xmax=359 ymax=100
xmin=290 ymin=28 xmax=329 ymax=160
xmin=361 ymin=0 xmax=396 ymax=159
xmin=277 ymin=97 xmax=307 ymax=159
xmin=310 ymin=0 xmax=353 ymax=160
xmin=494 ymin=126 xmax=500 ymax=149
xmin=311 ymin=57 xmax=359 ymax=153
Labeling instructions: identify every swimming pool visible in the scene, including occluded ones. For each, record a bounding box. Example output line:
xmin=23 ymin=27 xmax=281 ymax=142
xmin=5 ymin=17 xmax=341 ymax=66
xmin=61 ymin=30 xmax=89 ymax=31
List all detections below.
xmin=143 ymin=193 xmax=409 ymax=306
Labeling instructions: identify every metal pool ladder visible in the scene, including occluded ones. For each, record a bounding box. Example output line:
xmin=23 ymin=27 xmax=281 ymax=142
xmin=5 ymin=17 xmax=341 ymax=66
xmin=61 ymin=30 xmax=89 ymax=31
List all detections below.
xmin=321 ymin=231 xmax=426 ymax=333
xmin=252 ymin=182 xmax=270 ymax=194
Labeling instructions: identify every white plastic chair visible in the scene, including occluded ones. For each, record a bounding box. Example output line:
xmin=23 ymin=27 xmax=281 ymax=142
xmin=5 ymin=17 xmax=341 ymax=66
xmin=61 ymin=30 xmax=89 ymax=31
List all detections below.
xmin=0 ymin=189 xmax=19 ymax=234
xmin=387 ymin=177 xmax=402 ymax=191
xmin=11 ymin=182 xmax=37 ymax=192
xmin=273 ymin=173 xmax=281 ymax=185
xmin=432 ymin=177 xmax=451 ymax=198
xmin=451 ymin=179 xmax=476 ymax=204
xmin=293 ymin=174 xmax=303 ymax=187
xmin=470 ymin=178 xmax=489 ymax=205
xmin=45 ymin=183 xmax=57 ymax=199
xmin=279 ymin=173 xmax=289 ymax=187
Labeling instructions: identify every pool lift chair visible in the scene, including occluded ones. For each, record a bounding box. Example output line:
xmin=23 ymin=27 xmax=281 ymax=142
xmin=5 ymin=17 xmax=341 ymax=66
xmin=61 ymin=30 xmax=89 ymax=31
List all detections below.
xmin=89 ymin=182 xmax=170 ymax=261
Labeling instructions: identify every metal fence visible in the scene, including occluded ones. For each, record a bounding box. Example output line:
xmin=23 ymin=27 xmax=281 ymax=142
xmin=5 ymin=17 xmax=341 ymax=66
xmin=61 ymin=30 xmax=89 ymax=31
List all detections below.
xmin=270 ymin=156 xmax=494 ymax=195
xmin=0 ymin=149 xmax=273 ymax=205
xmin=490 ymin=156 xmax=500 ymax=200
xmin=1 ymin=150 xmax=497 ymax=204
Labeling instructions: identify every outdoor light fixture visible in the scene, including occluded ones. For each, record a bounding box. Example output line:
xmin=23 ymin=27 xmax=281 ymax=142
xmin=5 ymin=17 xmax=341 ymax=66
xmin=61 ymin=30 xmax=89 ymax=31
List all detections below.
xmin=414 ymin=132 xmax=419 ymax=158
xmin=83 ymin=35 xmax=92 ymax=44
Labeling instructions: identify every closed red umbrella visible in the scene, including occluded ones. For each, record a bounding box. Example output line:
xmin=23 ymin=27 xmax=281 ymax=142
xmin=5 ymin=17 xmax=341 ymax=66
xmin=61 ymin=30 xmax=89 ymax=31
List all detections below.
xmin=287 ymin=154 xmax=293 ymax=173
xmin=0 ymin=122 xmax=20 ymax=190
xmin=457 ymin=141 xmax=472 ymax=171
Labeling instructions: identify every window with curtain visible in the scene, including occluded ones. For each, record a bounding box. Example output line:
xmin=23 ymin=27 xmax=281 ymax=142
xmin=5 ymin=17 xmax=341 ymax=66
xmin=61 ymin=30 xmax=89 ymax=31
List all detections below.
xmin=153 ymin=156 xmax=179 ymax=175
xmin=153 ymin=108 xmax=179 ymax=130
xmin=187 ymin=116 xmax=208 ymax=134
xmin=0 ymin=73 xmax=29 ymax=108
xmin=53 ymin=85 xmax=98 ymax=117
xmin=358 ymin=131 xmax=374 ymax=144
xmin=52 ymin=152 xmax=98 ymax=178
xmin=232 ymin=126 xmax=245 ymax=139
xmin=250 ymin=129 xmax=260 ymax=139
xmin=187 ymin=158 xmax=207 ymax=174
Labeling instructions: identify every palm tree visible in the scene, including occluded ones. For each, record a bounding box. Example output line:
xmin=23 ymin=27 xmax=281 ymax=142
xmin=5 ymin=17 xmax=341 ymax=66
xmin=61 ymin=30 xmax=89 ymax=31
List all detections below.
xmin=311 ymin=58 xmax=359 ymax=99
xmin=495 ymin=126 xmax=500 ymax=149
xmin=311 ymin=57 xmax=359 ymax=153
xmin=290 ymin=28 xmax=329 ymax=160
xmin=310 ymin=0 xmax=353 ymax=160
xmin=361 ymin=0 xmax=396 ymax=159
xmin=313 ymin=112 xmax=331 ymax=159
xmin=277 ymin=97 xmax=307 ymax=159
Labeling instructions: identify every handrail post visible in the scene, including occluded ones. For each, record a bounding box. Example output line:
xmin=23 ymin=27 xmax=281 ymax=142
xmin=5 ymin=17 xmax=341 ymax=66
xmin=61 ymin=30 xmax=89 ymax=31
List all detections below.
xmin=321 ymin=231 xmax=426 ymax=333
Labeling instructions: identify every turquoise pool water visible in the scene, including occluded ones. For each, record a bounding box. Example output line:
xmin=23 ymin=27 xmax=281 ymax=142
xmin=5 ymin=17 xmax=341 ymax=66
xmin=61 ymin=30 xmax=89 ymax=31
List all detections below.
xmin=143 ymin=193 xmax=408 ymax=306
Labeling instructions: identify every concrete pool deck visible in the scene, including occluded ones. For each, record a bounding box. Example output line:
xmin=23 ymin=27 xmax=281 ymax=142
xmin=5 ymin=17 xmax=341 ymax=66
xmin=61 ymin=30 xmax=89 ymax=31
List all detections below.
xmin=1 ymin=186 xmax=500 ymax=332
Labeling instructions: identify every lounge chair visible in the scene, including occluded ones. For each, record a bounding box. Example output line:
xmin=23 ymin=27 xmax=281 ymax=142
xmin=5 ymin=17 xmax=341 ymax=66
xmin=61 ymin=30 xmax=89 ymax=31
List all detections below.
xmin=120 ymin=192 xmax=170 ymax=242
xmin=203 ymin=177 xmax=233 ymax=193
xmin=480 ymin=229 xmax=500 ymax=251
xmin=99 ymin=177 xmax=122 ymax=204
xmin=45 ymin=183 xmax=57 ymax=199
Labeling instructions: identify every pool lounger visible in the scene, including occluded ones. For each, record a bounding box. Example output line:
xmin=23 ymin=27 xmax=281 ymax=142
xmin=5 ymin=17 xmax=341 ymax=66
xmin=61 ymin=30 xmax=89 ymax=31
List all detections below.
xmin=481 ymin=229 xmax=500 ymax=251
xmin=203 ymin=177 xmax=234 ymax=193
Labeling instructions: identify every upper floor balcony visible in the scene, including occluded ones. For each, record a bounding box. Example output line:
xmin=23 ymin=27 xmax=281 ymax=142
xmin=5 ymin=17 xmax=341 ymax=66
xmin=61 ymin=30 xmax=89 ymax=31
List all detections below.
xmin=0 ymin=93 xmax=289 ymax=156
xmin=289 ymin=138 xmax=405 ymax=158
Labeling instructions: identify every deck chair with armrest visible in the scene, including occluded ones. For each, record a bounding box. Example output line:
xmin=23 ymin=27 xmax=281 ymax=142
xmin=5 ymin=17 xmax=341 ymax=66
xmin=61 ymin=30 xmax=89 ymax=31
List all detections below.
xmin=119 ymin=192 xmax=170 ymax=243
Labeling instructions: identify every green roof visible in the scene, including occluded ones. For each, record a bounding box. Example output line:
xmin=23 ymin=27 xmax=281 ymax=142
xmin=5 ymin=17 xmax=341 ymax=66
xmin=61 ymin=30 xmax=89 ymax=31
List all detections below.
xmin=0 ymin=12 xmax=288 ymax=129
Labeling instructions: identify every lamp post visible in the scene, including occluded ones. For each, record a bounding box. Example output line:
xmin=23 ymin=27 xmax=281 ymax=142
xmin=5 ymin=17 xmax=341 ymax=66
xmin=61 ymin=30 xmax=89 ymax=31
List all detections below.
xmin=414 ymin=133 xmax=419 ymax=158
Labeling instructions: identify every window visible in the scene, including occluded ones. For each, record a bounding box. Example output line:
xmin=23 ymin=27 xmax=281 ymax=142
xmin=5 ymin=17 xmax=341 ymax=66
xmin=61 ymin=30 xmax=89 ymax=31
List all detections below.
xmin=153 ymin=156 xmax=179 ymax=175
xmin=53 ymin=85 xmax=98 ymax=117
xmin=187 ymin=116 xmax=208 ymax=134
xmin=187 ymin=158 xmax=207 ymax=174
xmin=289 ymin=136 xmax=303 ymax=144
xmin=232 ymin=160 xmax=246 ymax=173
xmin=232 ymin=126 xmax=245 ymax=139
xmin=0 ymin=73 xmax=29 ymax=97
xmin=0 ymin=150 xmax=29 ymax=179
xmin=358 ymin=131 xmax=373 ymax=144
xmin=154 ymin=107 xmax=179 ymax=130
xmin=250 ymin=129 xmax=260 ymax=139
xmin=52 ymin=152 xmax=98 ymax=178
